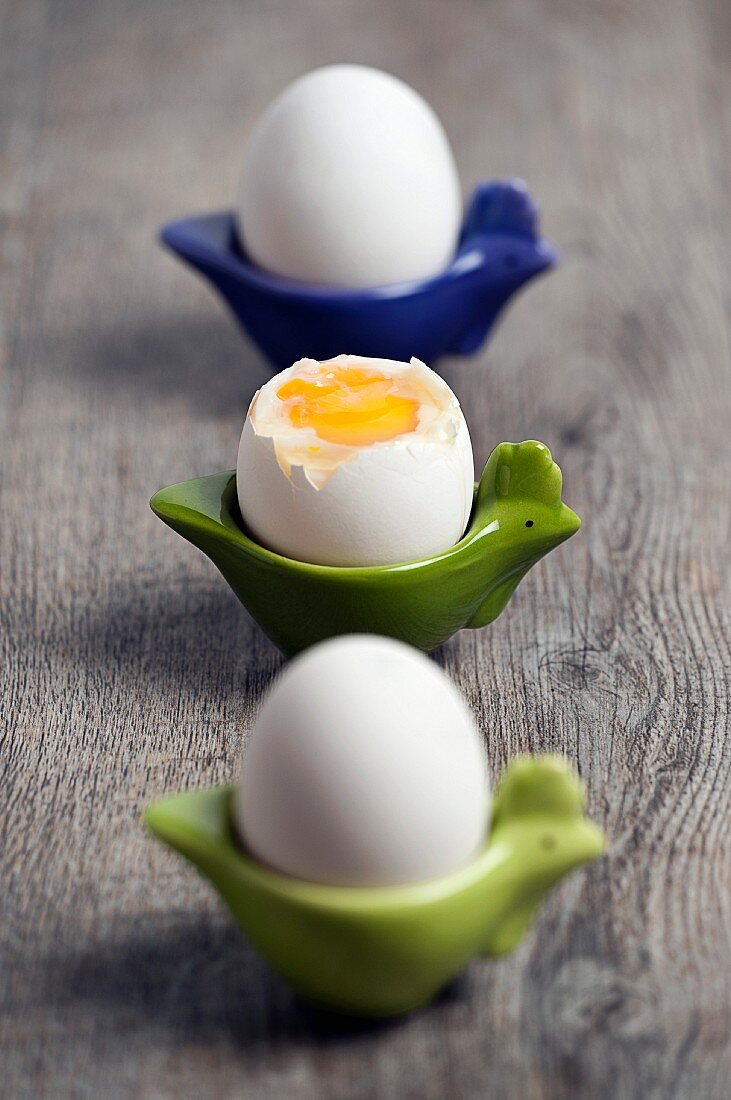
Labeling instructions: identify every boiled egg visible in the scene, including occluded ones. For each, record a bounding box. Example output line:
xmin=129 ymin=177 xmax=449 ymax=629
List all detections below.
xmin=237 ymin=64 xmax=462 ymax=287
xmin=233 ymin=635 xmax=490 ymax=887
xmin=236 ymin=354 xmax=474 ymax=566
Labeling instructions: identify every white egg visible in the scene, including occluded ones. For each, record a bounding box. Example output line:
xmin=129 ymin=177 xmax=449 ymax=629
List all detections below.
xmin=236 ymin=354 xmax=474 ymax=567
xmin=234 ymin=635 xmax=490 ymax=887
xmin=238 ymin=64 xmax=462 ymax=287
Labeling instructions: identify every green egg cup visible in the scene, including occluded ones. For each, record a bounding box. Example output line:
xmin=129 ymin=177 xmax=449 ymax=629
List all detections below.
xmin=146 ymin=755 xmax=605 ymax=1018
xmin=150 ymin=440 xmax=581 ymax=656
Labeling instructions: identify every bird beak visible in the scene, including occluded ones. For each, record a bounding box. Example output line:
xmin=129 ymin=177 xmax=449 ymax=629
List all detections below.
xmin=560 ymin=503 xmax=581 ymax=540
xmin=529 ymin=239 xmax=558 ymax=276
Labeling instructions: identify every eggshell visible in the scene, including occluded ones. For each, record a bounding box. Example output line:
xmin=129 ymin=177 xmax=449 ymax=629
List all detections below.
xmin=234 ymin=635 xmax=490 ymax=887
xmin=236 ymin=357 xmax=475 ymax=567
xmin=238 ymin=65 xmax=462 ymax=288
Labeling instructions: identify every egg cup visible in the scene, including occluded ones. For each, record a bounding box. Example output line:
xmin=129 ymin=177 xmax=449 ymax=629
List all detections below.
xmin=160 ymin=180 xmax=556 ymax=371
xmin=150 ymin=439 xmax=580 ymax=657
xmin=146 ymin=754 xmax=605 ymax=1018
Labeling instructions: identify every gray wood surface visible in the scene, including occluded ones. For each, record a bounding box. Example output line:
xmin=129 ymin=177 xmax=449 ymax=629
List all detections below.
xmin=2 ymin=1 xmax=730 ymax=1097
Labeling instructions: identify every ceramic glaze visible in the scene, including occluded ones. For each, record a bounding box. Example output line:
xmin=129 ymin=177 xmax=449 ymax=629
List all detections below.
xmin=150 ymin=440 xmax=581 ymax=656
xmin=145 ymin=755 xmax=605 ymax=1017
xmin=160 ymin=180 xmax=556 ymax=370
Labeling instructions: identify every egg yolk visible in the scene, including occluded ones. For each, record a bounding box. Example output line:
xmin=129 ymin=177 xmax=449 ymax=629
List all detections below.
xmin=276 ymin=365 xmax=423 ymax=446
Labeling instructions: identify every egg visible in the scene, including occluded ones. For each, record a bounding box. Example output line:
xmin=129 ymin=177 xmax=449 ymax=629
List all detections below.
xmin=234 ymin=635 xmax=490 ymax=887
xmin=237 ymin=64 xmax=462 ymax=287
xmin=236 ymin=354 xmax=475 ymax=566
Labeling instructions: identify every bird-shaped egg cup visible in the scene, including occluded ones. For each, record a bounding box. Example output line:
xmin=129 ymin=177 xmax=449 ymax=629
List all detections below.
xmin=146 ymin=754 xmax=605 ymax=1018
xmin=150 ymin=440 xmax=580 ymax=656
xmin=160 ymin=180 xmax=556 ymax=372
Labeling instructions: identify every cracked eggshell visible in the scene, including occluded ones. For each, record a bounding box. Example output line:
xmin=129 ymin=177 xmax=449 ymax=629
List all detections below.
xmin=233 ymin=635 xmax=491 ymax=887
xmin=236 ymin=405 xmax=474 ymax=567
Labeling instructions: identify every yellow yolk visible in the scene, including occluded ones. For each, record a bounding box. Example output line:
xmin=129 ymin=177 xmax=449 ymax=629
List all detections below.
xmin=276 ymin=365 xmax=423 ymax=446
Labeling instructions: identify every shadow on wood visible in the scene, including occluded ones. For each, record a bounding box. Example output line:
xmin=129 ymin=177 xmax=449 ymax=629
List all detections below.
xmin=29 ymin=915 xmax=474 ymax=1051
xmin=50 ymin=577 xmax=281 ymax=711
xmin=57 ymin=313 xmax=270 ymax=421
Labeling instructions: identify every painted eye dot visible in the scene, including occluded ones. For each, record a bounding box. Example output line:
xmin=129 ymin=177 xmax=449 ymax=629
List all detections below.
xmin=525 ymin=520 xmax=534 ymax=528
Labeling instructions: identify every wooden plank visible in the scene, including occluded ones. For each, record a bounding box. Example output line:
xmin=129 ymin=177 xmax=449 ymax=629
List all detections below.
xmin=1 ymin=1 xmax=729 ymax=1096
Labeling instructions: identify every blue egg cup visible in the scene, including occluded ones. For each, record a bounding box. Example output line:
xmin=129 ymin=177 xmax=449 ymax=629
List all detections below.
xmin=160 ymin=180 xmax=556 ymax=371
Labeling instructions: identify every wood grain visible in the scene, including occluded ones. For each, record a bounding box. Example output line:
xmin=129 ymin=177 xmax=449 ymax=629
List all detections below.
xmin=1 ymin=1 xmax=730 ymax=1097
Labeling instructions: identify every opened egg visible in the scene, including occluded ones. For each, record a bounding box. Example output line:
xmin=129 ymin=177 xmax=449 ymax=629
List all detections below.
xmin=236 ymin=354 xmax=475 ymax=566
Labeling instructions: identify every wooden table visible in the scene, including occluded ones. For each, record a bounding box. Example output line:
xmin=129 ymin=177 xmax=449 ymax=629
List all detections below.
xmin=2 ymin=2 xmax=730 ymax=1096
